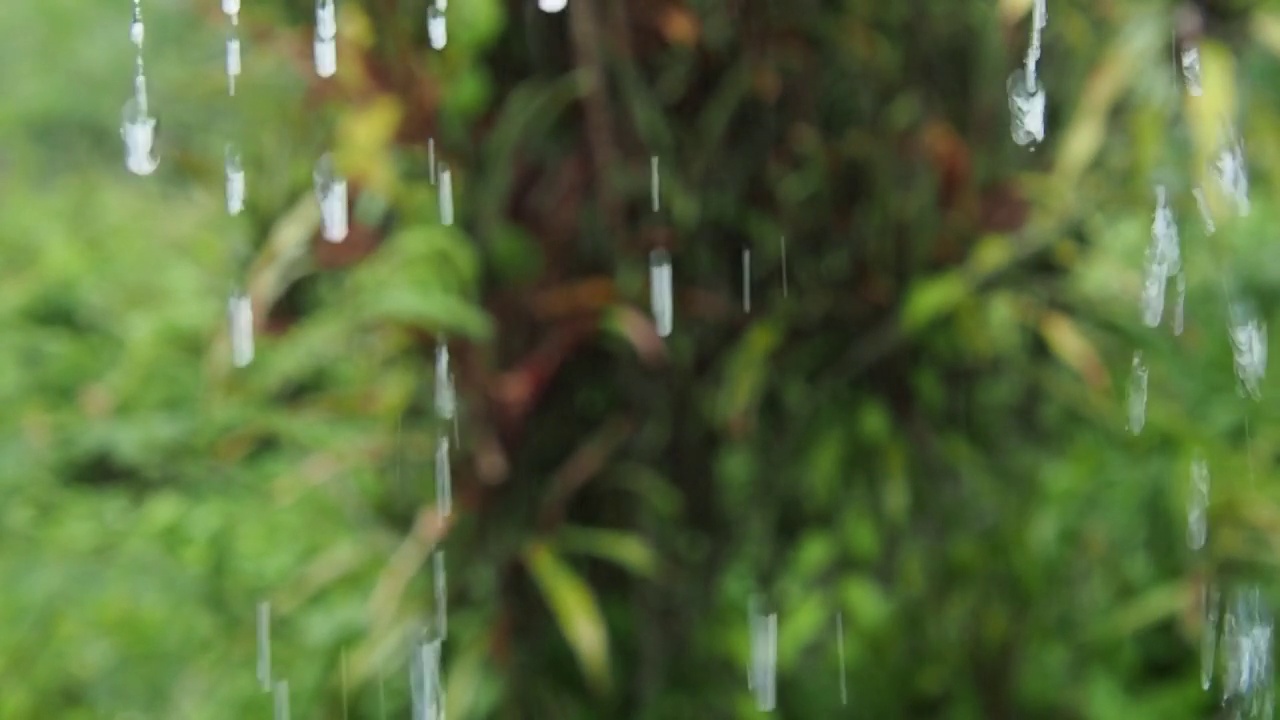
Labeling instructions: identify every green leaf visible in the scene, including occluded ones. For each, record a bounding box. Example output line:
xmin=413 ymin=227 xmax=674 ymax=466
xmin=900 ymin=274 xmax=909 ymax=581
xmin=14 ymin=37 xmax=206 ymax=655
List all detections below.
xmin=523 ymin=542 xmax=611 ymax=694
xmin=556 ymin=526 xmax=657 ymax=578
xmin=901 ymin=271 xmax=969 ymax=334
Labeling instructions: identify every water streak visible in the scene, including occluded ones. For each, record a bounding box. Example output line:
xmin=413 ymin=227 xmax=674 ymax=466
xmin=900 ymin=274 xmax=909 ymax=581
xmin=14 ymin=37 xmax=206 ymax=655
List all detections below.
xmin=539 ymin=0 xmax=568 ymax=12
xmin=410 ymin=636 xmax=445 ymax=720
xmin=836 ymin=612 xmax=847 ymax=705
xmin=742 ymin=247 xmax=751 ymax=313
xmin=748 ymin=596 xmax=778 ymax=712
xmin=1214 ymin=127 xmax=1250 ymax=217
xmin=650 ymin=156 xmax=660 ymax=213
xmin=649 ymin=248 xmax=673 ymax=338
xmin=435 ymin=433 xmax=452 ymax=518
xmin=315 ymin=0 xmax=338 ymax=78
xmin=438 ymin=163 xmax=454 ymax=226
xmin=1221 ymin=585 xmax=1274 ymax=716
xmin=1203 ymin=581 xmax=1220 ymax=691
xmin=1228 ymin=300 xmax=1267 ymax=400
xmin=435 ymin=341 xmax=456 ymax=421
xmin=1142 ymin=185 xmax=1180 ymax=328
xmin=1126 ymin=351 xmax=1148 ymax=435
xmin=226 ymin=145 xmax=245 ymax=216
xmin=1187 ymin=453 xmax=1209 ymax=550
xmin=1181 ymin=45 xmax=1203 ymax=96
xmin=123 ymin=2 xmax=159 ymax=176
xmin=428 ymin=4 xmax=448 ymax=50
xmin=256 ymin=601 xmax=271 ymax=691
xmin=274 ymin=680 xmax=290 ymax=720
xmin=226 ymin=24 xmax=242 ymax=96
xmin=434 ymin=550 xmax=448 ymax=640
xmin=314 ymin=154 xmax=349 ymax=242
xmin=229 ymin=292 xmax=255 ymax=368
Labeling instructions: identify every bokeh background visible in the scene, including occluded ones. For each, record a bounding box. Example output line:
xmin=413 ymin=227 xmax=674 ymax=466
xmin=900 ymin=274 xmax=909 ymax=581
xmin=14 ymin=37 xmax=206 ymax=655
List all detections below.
xmin=3 ymin=0 xmax=1279 ymax=717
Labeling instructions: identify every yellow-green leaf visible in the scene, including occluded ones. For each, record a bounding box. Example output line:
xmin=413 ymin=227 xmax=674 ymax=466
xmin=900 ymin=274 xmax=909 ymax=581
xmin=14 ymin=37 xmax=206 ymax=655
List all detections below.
xmin=523 ymin=542 xmax=611 ymax=694
xmin=556 ymin=526 xmax=657 ymax=578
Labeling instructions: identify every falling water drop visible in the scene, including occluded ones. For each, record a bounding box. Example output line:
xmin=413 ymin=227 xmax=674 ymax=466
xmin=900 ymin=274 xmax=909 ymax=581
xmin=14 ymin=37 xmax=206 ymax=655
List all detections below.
xmin=1126 ymin=351 xmax=1148 ymax=435
xmin=1203 ymin=582 xmax=1220 ymax=691
xmin=129 ymin=0 xmax=145 ymax=48
xmin=1181 ymin=45 xmax=1203 ymax=96
xmin=742 ymin=247 xmax=751 ymax=313
xmin=780 ymin=236 xmax=789 ymax=298
xmin=314 ymin=0 xmax=338 ymax=77
xmin=225 ymin=145 xmax=245 ymax=216
xmin=435 ymin=342 xmax=456 ymax=421
xmin=836 ymin=612 xmax=847 ymax=705
xmin=1173 ymin=271 xmax=1186 ymax=337
xmin=748 ymin=596 xmax=778 ymax=712
xmin=539 ymin=0 xmax=568 ymax=12
xmin=121 ymin=97 xmax=160 ymax=176
xmin=340 ymin=649 xmax=349 ymax=720
xmin=428 ymin=139 xmax=437 ymax=184
xmin=433 ymin=550 xmax=448 ymax=640
xmin=650 ymin=156 xmax=660 ymax=213
xmin=1192 ymin=187 xmax=1216 ymax=235
xmin=649 ymin=248 xmax=673 ymax=338
xmin=256 ymin=601 xmax=272 ymax=691
xmin=438 ymin=163 xmax=454 ymax=226
xmin=435 ymin=433 xmax=452 ymax=518
xmin=427 ymin=5 xmax=448 ymax=50
xmin=229 ymin=291 xmax=255 ymax=368
xmin=226 ymin=25 xmax=242 ymax=96
xmin=1188 ymin=453 xmax=1209 ymax=550
xmin=314 ymin=154 xmax=349 ymax=242
xmin=1142 ymin=185 xmax=1180 ymax=328
xmin=222 ymin=0 xmax=241 ymax=15
xmin=1228 ymin=300 xmax=1267 ymax=400
xmin=274 ymin=680 xmax=290 ymax=720
xmin=1214 ymin=127 xmax=1250 ymax=217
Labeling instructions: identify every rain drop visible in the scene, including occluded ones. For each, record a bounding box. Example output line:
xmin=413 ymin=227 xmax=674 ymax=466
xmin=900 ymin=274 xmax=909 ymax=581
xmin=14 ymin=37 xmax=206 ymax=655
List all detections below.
xmin=1187 ymin=453 xmax=1209 ymax=551
xmin=1126 ymin=351 xmax=1148 ymax=435
xmin=314 ymin=154 xmax=349 ymax=243
xmin=256 ymin=601 xmax=272 ymax=691
xmin=225 ymin=145 xmax=245 ymax=216
xmin=649 ymin=248 xmax=673 ymax=338
xmin=539 ymin=0 xmax=568 ymax=12
xmin=650 ymin=155 xmax=660 ymax=213
xmin=435 ymin=433 xmax=452 ymax=518
xmin=314 ymin=0 xmax=338 ymax=78
xmin=274 ymin=680 xmax=290 ymax=720
xmin=438 ymin=163 xmax=454 ymax=226
xmin=427 ymin=5 xmax=448 ymax=50
xmin=228 ymin=291 xmax=255 ymax=369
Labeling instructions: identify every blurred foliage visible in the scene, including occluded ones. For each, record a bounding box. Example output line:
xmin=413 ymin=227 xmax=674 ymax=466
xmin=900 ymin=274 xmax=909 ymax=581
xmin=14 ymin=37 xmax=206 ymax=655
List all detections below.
xmin=6 ymin=0 xmax=1280 ymax=717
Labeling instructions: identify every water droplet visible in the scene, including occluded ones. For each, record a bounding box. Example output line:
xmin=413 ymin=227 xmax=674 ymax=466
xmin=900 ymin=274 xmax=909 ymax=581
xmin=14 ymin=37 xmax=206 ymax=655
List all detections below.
xmin=314 ymin=154 xmax=349 ymax=242
xmin=314 ymin=0 xmax=338 ymax=77
xmin=1126 ymin=351 xmax=1148 ymax=435
xmin=1181 ymin=45 xmax=1203 ymax=96
xmin=1192 ymin=187 xmax=1216 ymax=235
xmin=748 ymin=596 xmax=778 ymax=712
xmin=539 ymin=0 xmax=568 ymax=12
xmin=427 ymin=6 xmax=448 ymax=50
xmin=274 ymin=680 xmax=290 ymax=720
xmin=649 ymin=248 xmax=673 ymax=338
xmin=438 ymin=163 xmax=454 ymax=226
xmin=433 ymin=550 xmax=447 ymax=640
xmin=1141 ymin=186 xmax=1180 ymax=328
xmin=256 ymin=601 xmax=272 ymax=691
xmin=835 ymin=612 xmax=847 ymax=705
xmin=435 ymin=433 xmax=452 ymax=518
xmin=1214 ymin=128 xmax=1250 ymax=217
xmin=1188 ymin=453 xmax=1209 ymax=550
xmin=1202 ymin=582 xmax=1220 ymax=691
xmin=225 ymin=146 xmax=245 ymax=216
xmin=435 ymin=342 xmax=456 ymax=421
xmin=316 ymin=0 xmax=337 ymax=39
xmin=226 ymin=32 xmax=242 ymax=96
xmin=1228 ymin=300 xmax=1267 ymax=400
xmin=1007 ymin=69 xmax=1046 ymax=147
xmin=1173 ymin=270 xmax=1186 ymax=337
xmin=121 ymin=92 xmax=159 ymax=176
xmin=223 ymin=0 xmax=241 ymax=15
xmin=428 ymin=138 xmax=437 ymax=185
xmin=742 ymin=247 xmax=751 ymax=313
xmin=650 ymin=156 xmax=660 ymax=213
xmin=229 ymin=292 xmax=254 ymax=369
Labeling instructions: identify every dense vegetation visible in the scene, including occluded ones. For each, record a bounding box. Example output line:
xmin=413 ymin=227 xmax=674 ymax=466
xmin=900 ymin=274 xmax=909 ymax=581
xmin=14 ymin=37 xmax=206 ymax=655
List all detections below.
xmin=5 ymin=0 xmax=1280 ymax=717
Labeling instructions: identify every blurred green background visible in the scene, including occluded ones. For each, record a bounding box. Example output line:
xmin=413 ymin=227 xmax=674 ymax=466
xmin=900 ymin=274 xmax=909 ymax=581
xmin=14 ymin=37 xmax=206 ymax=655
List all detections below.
xmin=3 ymin=0 xmax=1278 ymax=717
